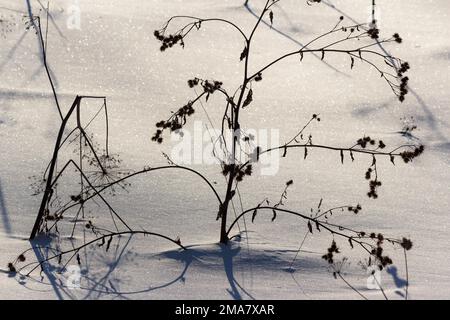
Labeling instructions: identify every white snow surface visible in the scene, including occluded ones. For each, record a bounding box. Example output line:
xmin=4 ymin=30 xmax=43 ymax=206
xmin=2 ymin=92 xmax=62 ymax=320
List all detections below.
xmin=0 ymin=0 xmax=449 ymax=299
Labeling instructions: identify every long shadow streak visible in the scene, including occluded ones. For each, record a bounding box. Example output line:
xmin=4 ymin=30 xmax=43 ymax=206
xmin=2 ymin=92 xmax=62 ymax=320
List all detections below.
xmin=24 ymin=0 xmax=59 ymax=88
xmin=322 ymin=0 xmax=449 ymax=143
xmin=0 ymin=31 xmax=27 ymax=75
xmin=0 ymin=179 xmax=12 ymax=235
xmin=220 ymin=244 xmax=255 ymax=300
xmin=244 ymin=1 xmax=349 ymax=77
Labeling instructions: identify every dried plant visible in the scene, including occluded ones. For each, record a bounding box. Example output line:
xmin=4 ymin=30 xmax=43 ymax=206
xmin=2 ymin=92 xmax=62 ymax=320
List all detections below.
xmin=9 ymin=0 xmax=422 ymax=300
xmin=149 ymin=0 xmax=421 ymax=298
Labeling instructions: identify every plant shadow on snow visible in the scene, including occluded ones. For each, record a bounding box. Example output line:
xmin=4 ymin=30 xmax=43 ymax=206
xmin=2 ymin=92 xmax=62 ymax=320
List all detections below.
xmin=0 ymin=178 xmax=13 ymax=235
xmin=243 ymin=0 xmax=348 ymax=76
xmin=350 ymin=101 xmax=391 ymax=118
xmin=351 ymin=101 xmax=450 ymax=154
xmin=5 ymin=234 xmax=135 ymax=300
xmin=3 ymin=0 xmax=425 ymax=300
xmin=321 ymin=0 xmax=450 ymax=147
xmin=0 ymin=33 xmax=26 ymax=75
xmin=244 ymin=0 xmax=449 ymax=149
xmin=386 ymin=266 xmax=408 ymax=298
xmin=159 ymin=241 xmax=256 ymax=300
xmin=432 ymin=49 xmax=450 ymax=61
xmin=10 ymin=233 xmax=334 ymax=300
xmin=150 ymin=236 xmax=328 ymax=300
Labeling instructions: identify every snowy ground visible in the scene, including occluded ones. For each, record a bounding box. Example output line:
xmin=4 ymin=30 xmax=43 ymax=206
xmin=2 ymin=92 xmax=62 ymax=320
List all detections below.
xmin=0 ymin=0 xmax=449 ymax=299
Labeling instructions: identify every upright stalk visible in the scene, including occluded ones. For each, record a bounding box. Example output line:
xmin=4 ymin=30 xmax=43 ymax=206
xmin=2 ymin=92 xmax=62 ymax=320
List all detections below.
xmin=29 ymin=97 xmax=81 ymax=240
xmin=219 ymin=1 xmax=270 ymax=244
xmin=219 ymin=82 xmax=247 ymax=243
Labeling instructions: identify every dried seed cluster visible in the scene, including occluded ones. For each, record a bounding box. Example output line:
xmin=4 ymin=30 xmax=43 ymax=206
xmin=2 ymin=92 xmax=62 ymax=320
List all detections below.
xmin=322 ymin=240 xmax=340 ymax=264
xmin=356 ymin=136 xmax=384 ymax=149
xmin=187 ymin=77 xmax=223 ymax=94
xmin=370 ymin=233 xmax=393 ymax=269
xmin=154 ymin=30 xmax=184 ymax=51
xmin=397 ymin=62 xmax=410 ymax=102
xmin=347 ymin=204 xmax=362 ymax=214
xmin=393 ymin=33 xmax=402 ymax=44
xmin=399 ymin=145 xmax=424 ymax=163
xmin=401 ymin=237 xmax=413 ymax=250
xmin=222 ymin=163 xmax=253 ymax=182
xmin=152 ymin=78 xmax=223 ymax=143
xmin=152 ymin=102 xmax=194 ymax=143
xmin=368 ymin=27 xmax=380 ymax=39
xmin=367 ymin=179 xmax=382 ymax=199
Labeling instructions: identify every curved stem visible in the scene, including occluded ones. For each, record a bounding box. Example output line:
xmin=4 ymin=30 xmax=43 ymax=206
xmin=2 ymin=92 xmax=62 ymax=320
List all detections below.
xmin=22 ymin=230 xmax=186 ymax=275
xmin=53 ymin=165 xmax=222 ymax=218
xmin=250 ymin=47 xmax=392 ymax=80
xmin=226 ymin=206 xmax=373 ymax=254
xmin=165 ymin=15 xmax=248 ymax=41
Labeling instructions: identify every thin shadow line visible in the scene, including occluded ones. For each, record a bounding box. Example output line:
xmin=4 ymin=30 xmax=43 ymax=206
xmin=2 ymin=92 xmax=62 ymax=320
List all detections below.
xmin=0 ymin=179 xmax=12 ymax=235
xmin=83 ymin=236 xmax=133 ymax=299
xmin=25 ymin=0 xmax=59 ymax=88
xmin=322 ymin=0 xmax=449 ymax=144
xmin=0 ymin=31 xmax=28 ymax=75
xmin=244 ymin=0 xmax=349 ymax=77
xmin=36 ymin=0 xmax=67 ymax=40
